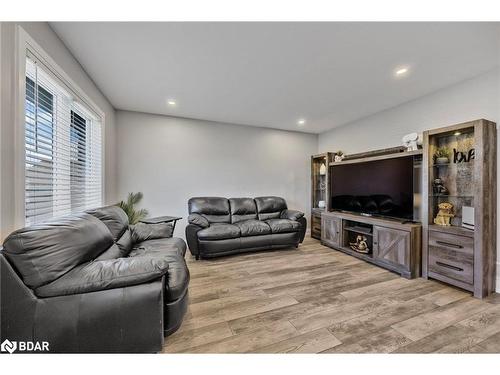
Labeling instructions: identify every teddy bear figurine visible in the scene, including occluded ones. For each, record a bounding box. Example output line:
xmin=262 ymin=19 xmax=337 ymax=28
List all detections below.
xmin=434 ymin=202 xmax=454 ymax=226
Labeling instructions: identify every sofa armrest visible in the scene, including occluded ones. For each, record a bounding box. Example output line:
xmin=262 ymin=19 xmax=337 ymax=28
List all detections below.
xmin=185 ymin=224 xmax=203 ymax=258
xmin=35 ymin=257 xmax=169 ymax=297
xmin=187 ymin=213 xmax=209 ymax=228
xmin=37 ymin=280 xmax=165 ymax=352
xmin=280 ymin=209 xmax=304 ymax=221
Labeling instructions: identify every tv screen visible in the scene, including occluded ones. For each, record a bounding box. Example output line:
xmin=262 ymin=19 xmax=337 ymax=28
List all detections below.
xmin=330 ymin=156 xmax=414 ymax=220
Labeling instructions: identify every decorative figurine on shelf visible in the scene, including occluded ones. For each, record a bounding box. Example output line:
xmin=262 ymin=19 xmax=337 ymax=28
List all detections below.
xmin=402 ymin=132 xmax=421 ymax=151
xmin=349 ymin=235 xmax=370 ymax=254
xmin=434 ymin=202 xmax=454 ymax=226
xmin=432 ymin=178 xmax=449 ymax=196
xmin=318 ymin=200 xmax=326 ymax=208
xmin=319 ymin=162 xmax=327 ymax=175
xmin=334 ymin=150 xmax=345 ymax=162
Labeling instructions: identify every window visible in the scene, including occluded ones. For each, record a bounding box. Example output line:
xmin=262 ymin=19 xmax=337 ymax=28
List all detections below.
xmin=24 ymin=56 xmax=102 ymax=225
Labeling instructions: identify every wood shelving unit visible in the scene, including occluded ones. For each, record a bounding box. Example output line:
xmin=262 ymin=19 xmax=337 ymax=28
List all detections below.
xmin=422 ymin=119 xmax=497 ymax=298
xmin=311 ymin=152 xmax=333 ymax=239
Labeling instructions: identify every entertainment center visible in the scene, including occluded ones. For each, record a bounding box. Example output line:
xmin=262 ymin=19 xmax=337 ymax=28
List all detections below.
xmin=313 ymin=119 xmax=497 ymax=298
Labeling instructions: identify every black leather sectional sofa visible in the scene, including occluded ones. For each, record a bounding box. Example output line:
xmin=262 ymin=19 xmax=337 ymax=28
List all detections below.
xmin=0 ymin=206 xmax=189 ymax=353
xmin=186 ymin=196 xmax=306 ymax=259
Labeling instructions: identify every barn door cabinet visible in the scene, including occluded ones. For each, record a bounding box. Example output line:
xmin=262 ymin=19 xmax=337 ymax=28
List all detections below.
xmin=321 ymin=214 xmax=341 ymax=248
xmin=373 ymin=226 xmax=411 ymax=274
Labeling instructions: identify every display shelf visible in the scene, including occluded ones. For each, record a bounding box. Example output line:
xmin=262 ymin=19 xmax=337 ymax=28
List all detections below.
xmin=422 ymin=119 xmax=497 ymax=298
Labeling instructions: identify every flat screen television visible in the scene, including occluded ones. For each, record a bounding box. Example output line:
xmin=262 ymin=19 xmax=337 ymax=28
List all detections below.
xmin=330 ymin=156 xmax=414 ymax=220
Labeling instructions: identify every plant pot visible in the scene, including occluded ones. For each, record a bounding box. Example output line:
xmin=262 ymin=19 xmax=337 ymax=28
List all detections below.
xmin=435 ymin=157 xmax=449 ymax=164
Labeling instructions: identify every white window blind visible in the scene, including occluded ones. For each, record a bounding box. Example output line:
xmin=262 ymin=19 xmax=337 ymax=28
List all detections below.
xmin=25 ymin=55 xmax=103 ymax=225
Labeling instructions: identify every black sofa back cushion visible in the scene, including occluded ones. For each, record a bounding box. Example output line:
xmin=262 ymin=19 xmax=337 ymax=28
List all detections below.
xmin=255 ymin=196 xmax=288 ymax=220
xmin=188 ymin=197 xmax=231 ymax=224
xmin=229 ymin=198 xmax=258 ymax=223
xmin=86 ymin=205 xmax=132 ymax=257
xmin=2 ymin=213 xmax=114 ymax=289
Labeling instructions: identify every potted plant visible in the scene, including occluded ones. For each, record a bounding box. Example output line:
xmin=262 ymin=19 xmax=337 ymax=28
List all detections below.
xmin=117 ymin=192 xmax=149 ymax=224
xmin=434 ymin=148 xmax=450 ymax=164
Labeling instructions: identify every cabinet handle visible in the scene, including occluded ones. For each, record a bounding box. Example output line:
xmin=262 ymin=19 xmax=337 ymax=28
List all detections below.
xmin=436 ymin=261 xmax=463 ymax=272
xmin=436 ymin=240 xmax=463 ymax=249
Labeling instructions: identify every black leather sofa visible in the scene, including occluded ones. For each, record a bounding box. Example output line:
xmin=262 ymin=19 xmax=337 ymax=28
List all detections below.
xmin=0 ymin=206 xmax=189 ymax=353
xmin=186 ymin=196 xmax=306 ymax=259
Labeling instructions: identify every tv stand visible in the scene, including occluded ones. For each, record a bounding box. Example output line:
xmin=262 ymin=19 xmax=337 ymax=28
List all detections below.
xmin=321 ymin=211 xmax=421 ymax=278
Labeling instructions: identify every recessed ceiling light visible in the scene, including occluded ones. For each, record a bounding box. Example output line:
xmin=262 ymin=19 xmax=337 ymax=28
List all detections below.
xmin=395 ymin=67 xmax=409 ymax=77
xmin=167 ymin=100 xmax=177 ymax=106
xmin=297 ymin=119 xmax=306 ymax=126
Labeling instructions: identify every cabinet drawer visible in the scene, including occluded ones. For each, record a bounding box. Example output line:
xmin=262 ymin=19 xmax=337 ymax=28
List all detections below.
xmin=312 ymin=213 xmax=321 ymax=221
xmin=312 ymin=215 xmax=321 ymax=229
xmin=428 ymin=231 xmax=474 ymax=284
xmin=311 ymin=228 xmax=321 ymax=239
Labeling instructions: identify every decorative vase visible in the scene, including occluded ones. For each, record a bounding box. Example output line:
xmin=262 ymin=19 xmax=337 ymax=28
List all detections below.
xmin=319 ymin=163 xmax=327 ymax=175
xmin=318 ymin=200 xmax=326 ymax=208
xmin=436 ymin=157 xmax=449 ymax=165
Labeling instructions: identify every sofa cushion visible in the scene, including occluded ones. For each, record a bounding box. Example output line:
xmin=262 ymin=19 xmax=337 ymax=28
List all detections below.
xmin=130 ymin=237 xmax=187 ymax=258
xmin=235 ymin=220 xmax=271 ymax=237
xmin=86 ymin=206 xmax=132 ymax=257
xmin=255 ymin=196 xmax=288 ymax=220
xmin=34 ymin=256 xmax=170 ymax=297
xmin=188 ymin=197 xmax=231 ymax=224
xmin=229 ymin=198 xmax=258 ymax=223
xmin=265 ymin=218 xmax=300 ymax=234
xmin=2 ymin=213 xmax=114 ymax=289
xmin=197 ymin=223 xmax=241 ymax=240
xmin=94 ymin=243 xmax=123 ymax=261
xmin=130 ymin=222 xmax=173 ymax=243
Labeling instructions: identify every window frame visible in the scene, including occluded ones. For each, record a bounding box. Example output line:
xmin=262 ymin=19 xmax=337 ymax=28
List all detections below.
xmin=15 ymin=26 xmax=106 ymax=228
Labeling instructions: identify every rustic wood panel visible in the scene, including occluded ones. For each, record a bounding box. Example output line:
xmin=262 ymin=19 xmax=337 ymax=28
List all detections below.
xmin=321 ymin=214 xmax=341 ymax=248
xmin=163 ymin=237 xmax=500 ymax=353
xmin=373 ymin=226 xmax=411 ymax=272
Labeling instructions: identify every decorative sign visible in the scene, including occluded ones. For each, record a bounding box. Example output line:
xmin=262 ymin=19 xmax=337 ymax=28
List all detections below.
xmin=453 ymin=148 xmax=475 ymax=163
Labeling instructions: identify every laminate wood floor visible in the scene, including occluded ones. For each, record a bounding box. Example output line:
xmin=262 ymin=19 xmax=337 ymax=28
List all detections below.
xmin=163 ymin=237 xmax=500 ymax=353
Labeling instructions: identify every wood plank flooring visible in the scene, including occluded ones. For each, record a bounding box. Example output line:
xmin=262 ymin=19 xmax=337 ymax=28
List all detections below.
xmin=163 ymin=237 xmax=500 ymax=353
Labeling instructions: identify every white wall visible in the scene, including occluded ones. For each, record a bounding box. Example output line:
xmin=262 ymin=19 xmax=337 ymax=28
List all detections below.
xmin=318 ymin=67 xmax=500 ymax=290
xmin=116 ymin=110 xmax=318 ymax=238
xmin=0 ymin=22 xmax=117 ymax=240
xmin=319 ymin=68 xmax=499 ymax=152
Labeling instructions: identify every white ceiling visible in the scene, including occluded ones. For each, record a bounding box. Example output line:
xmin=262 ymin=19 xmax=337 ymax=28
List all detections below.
xmin=50 ymin=22 xmax=500 ymax=134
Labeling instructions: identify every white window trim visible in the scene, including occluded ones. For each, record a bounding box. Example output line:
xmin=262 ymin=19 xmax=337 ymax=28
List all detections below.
xmin=15 ymin=26 xmax=106 ymax=228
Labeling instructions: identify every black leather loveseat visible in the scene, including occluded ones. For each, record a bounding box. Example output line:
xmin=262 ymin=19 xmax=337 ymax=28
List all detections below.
xmin=185 ymin=196 xmax=306 ymax=259
xmin=0 ymin=206 xmax=189 ymax=353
